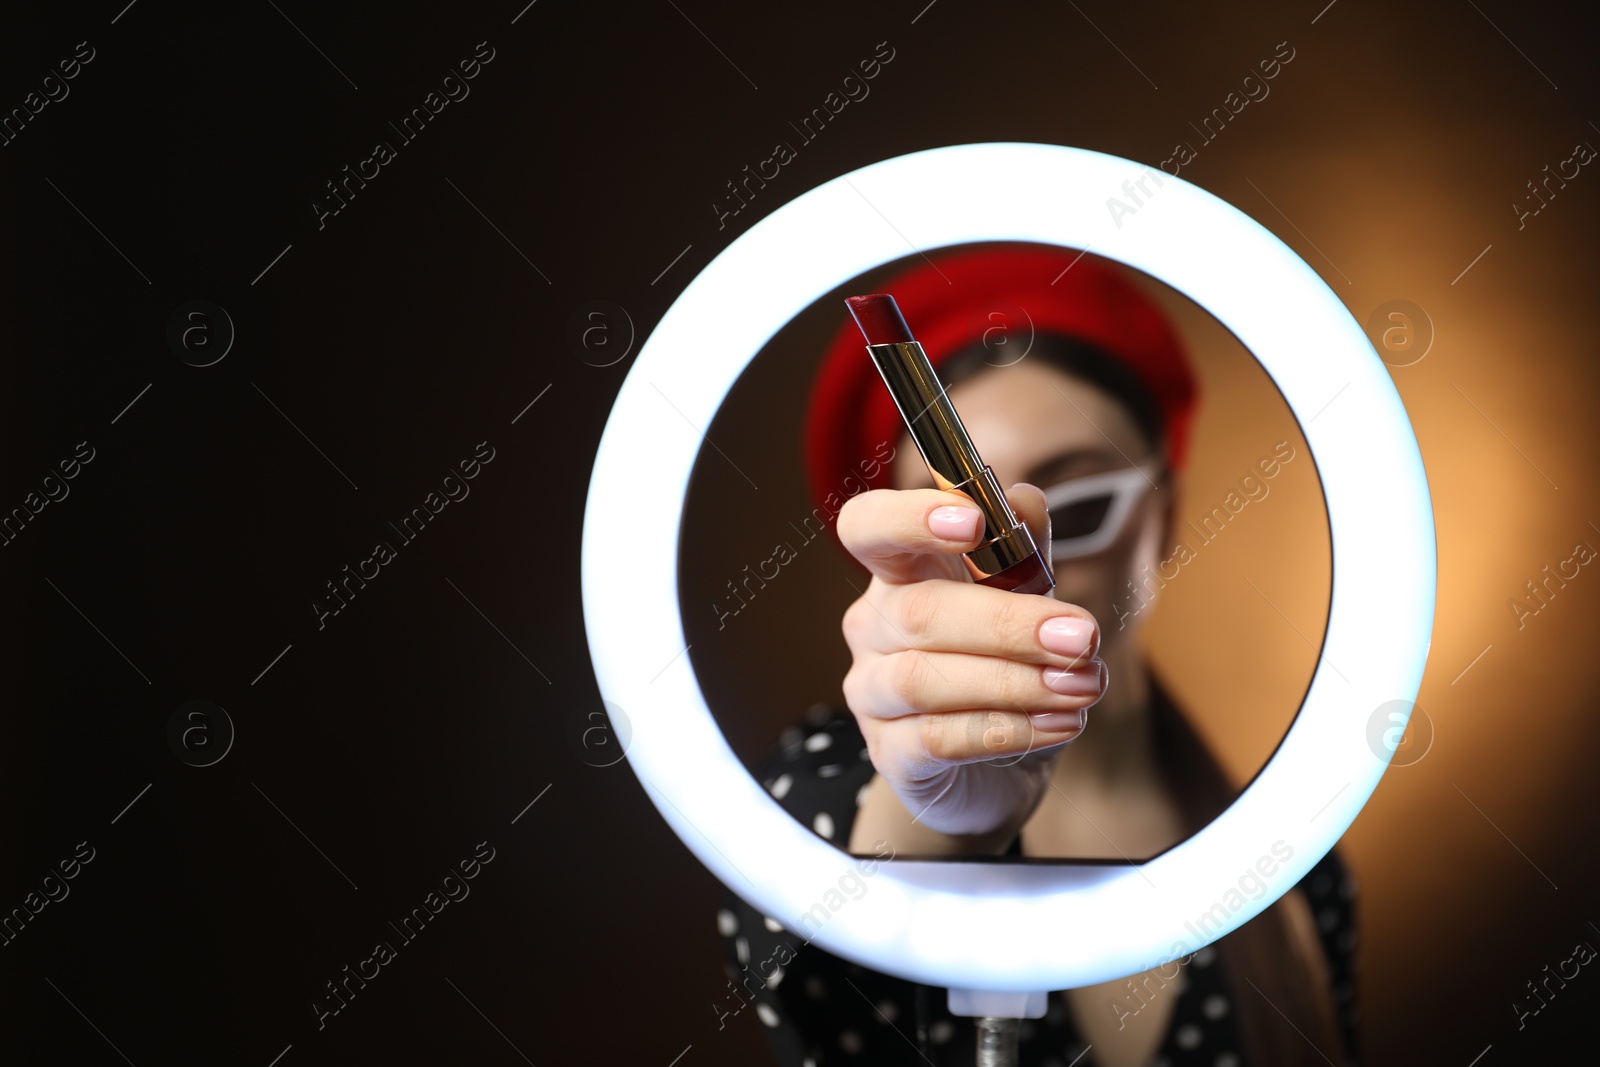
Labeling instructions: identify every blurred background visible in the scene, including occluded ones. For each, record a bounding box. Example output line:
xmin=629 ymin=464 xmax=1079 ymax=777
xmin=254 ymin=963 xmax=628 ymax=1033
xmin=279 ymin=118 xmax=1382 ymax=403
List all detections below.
xmin=1 ymin=0 xmax=1596 ymax=1063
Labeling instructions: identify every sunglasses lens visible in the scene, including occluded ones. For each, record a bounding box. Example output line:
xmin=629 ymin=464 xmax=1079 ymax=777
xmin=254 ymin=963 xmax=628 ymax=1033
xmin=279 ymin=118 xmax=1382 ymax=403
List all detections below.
xmin=1048 ymin=493 xmax=1114 ymax=540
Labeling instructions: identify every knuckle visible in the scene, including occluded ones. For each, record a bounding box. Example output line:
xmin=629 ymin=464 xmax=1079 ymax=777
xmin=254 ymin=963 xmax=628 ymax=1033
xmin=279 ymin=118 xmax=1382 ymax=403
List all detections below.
xmin=919 ymin=713 xmax=955 ymax=763
xmin=888 ymin=651 xmax=929 ymax=713
xmin=840 ymin=597 xmax=871 ymax=649
xmin=854 ymin=716 xmax=878 ymax=755
xmin=987 ymin=589 xmax=1028 ymax=646
xmin=990 ymin=656 xmax=1031 ymax=709
xmin=857 ymin=722 xmax=896 ymax=778
xmin=841 ymin=662 xmax=867 ymax=714
xmin=973 ymin=709 xmax=1025 ymax=757
xmin=897 ymin=582 xmax=941 ymax=644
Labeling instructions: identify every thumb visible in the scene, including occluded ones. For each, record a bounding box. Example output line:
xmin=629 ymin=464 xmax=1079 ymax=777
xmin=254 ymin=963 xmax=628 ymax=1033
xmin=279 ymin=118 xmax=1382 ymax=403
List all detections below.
xmin=1006 ymin=482 xmax=1052 ymax=574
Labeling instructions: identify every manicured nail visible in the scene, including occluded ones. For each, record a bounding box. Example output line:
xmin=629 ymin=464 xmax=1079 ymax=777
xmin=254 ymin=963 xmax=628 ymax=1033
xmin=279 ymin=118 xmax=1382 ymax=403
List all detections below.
xmin=1029 ymin=707 xmax=1088 ymax=733
xmin=928 ymin=505 xmax=982 ymax=541
xmin=1043 ymin=661 xmax=1104 ymax=696
xmin=1039 ymin=616 xmax=1094 ymax=659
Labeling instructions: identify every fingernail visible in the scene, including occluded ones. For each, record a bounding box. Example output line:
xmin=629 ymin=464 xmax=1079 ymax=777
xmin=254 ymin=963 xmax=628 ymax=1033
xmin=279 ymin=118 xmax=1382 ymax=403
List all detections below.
xmin=1043 ymin=661 xmax=1104 ymax=696
xmin=1039 ymin=616 xmax=1094 ymax=658
xmin=1029 ymin=707 xmax=1088 ymax=733
xmin=928 ymin=505 xmax=982 ymax=541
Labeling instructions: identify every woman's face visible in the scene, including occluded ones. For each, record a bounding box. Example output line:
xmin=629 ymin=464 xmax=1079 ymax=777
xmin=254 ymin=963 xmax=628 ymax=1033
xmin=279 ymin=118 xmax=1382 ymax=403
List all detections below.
xmin=889 ymin=359 xmax=1174 ymax=649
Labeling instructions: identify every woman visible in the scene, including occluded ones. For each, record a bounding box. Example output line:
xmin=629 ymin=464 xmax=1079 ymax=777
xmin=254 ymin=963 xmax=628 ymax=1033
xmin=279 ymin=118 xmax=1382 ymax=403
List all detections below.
xmin=716 ymin=245 xmax=1357 ymax=1066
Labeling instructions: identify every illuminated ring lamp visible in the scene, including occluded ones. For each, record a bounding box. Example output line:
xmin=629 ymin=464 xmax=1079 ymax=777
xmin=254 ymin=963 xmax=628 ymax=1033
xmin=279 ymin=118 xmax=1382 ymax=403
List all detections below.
xmin=581 ymin=143 xmax=1436 ymax=1015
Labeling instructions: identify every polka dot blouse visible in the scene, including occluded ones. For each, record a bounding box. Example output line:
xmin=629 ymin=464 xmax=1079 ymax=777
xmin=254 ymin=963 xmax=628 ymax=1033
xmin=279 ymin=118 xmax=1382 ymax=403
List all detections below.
xmin=716 ymin=704 xmax=1360 ymax=1066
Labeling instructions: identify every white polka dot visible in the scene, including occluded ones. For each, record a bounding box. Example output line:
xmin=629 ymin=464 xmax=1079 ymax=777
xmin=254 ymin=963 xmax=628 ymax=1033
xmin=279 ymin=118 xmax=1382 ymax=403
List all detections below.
xmin=803 ymin=1059 xmax=817 ymax=1067
xmin=1215 ymin=1054 xmax=1240 ymax=1067
xmin=769 ymin=774 xmax=793 ymax=800
xmin=805 ymin=732 xmax=833 ymax=752
xmin=1176 ymin=1023 xmax=1203 ymax=1049
xmin=1194 ymin=946 xmax=1217 ymax=968
xmin=1317 ymin=907 xmax=1339 ymax=933
xmin=735 ymin=937 xmax=749 ymax=963
xmin=875 ymin=999 xmax=897 ymax=1023
xmin=818 ymin=763 xmax=843 ymax=778
xmin=839 ymin=1028 xmax=863 ymax=1053
xmin=716 ymin=908 xmax=740 ymax=937
xmin=814 ymin=811 xmax=835 ymax=839
xmin=763 ymin=915 xmax=784 ymax=933
xmin=756 ymin=1002 xmax=780 ymax=1028
xmin=805 ymin=975 xmax=828 ymax=999
xmin=859 ymin=746 xmax=871 ymax=761
xmin=930 ymin=1019 xmax=955 ymax=1043
xmin=1202 ymin=994 xmax=1230 ymax=1020
xmin=856 ymin=783 xmax=872 ymax=808
xmin=766 ymin=965 xmax=785 ymax=990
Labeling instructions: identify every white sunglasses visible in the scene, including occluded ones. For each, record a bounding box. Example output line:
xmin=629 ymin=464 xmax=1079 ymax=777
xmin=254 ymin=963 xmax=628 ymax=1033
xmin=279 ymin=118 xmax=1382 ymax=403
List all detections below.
xmin=1041 ymin=459 xmax=1164 ymax=560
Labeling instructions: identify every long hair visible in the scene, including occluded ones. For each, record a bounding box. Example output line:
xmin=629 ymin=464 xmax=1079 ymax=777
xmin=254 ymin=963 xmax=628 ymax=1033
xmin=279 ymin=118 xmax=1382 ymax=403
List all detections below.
xmin=941 ymin=336 xmax=1347 ymax=1065
xmin=1150 ymin=668 xmax=1347 ymax=1066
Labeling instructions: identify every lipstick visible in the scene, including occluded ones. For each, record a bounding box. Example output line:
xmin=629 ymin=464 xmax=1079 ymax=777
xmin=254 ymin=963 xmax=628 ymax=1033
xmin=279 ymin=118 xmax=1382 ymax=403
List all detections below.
xmin=844 ymin=293 xmax=1055 ymax=596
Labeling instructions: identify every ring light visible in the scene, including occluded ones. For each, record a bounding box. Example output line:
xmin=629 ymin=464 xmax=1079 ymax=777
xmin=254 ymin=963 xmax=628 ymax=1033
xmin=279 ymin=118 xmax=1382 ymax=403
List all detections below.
xmin=581 ymin=142 xmax=1435 ymax=991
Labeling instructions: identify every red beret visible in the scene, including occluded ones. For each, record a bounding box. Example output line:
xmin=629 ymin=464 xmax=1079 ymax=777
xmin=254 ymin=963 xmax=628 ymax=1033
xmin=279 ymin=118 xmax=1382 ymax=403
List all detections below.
xmin=803 ymin=244 xmax=1199 ymax=516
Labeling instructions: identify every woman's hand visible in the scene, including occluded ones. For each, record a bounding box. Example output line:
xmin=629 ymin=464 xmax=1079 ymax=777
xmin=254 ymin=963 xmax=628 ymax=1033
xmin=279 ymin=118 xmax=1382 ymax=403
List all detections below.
xmin=837 ymin=483 xmax=1106 ymax=842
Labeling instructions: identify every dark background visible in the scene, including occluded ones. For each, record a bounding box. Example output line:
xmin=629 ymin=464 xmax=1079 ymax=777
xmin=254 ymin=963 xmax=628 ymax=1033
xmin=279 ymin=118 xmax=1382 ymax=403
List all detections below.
xmin=2 ymin=1 xmax=1597 ymax=1064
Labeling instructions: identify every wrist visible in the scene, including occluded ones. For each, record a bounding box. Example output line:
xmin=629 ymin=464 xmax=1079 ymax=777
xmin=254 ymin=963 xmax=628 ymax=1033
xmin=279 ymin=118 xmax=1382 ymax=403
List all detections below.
xmin=850 ymin=772 xmax=1031 ymax=856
